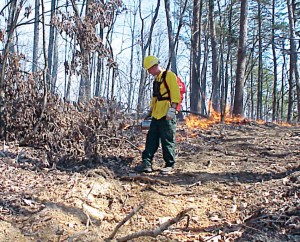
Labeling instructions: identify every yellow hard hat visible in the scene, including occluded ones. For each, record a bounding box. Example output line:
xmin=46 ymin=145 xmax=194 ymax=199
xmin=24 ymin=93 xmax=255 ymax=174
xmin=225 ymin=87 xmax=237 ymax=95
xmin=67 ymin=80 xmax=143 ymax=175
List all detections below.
xmin=143 ymin=56 xmax=159 ymax=70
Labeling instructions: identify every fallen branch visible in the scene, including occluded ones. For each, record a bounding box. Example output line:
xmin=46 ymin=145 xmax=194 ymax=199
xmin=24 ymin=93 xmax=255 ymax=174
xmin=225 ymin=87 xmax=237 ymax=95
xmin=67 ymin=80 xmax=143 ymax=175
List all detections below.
xmin=116 ymin=207 xmax=193 ymax=242
xmin=105 ymin=203 xmax=144 ymax=241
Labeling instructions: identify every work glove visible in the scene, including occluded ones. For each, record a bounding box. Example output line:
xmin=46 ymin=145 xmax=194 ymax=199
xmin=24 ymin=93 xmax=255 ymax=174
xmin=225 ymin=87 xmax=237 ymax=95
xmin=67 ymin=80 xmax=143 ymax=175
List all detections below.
xmin=166 ymin=107 xmax=176 ymax=120
xmin=143 ymin=110 xmax=152 ymax=120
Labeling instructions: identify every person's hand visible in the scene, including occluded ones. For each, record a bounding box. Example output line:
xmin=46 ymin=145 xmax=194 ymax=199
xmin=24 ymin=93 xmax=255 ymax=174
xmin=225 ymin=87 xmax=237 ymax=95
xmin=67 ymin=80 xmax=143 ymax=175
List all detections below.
xmin=143 ymin=110 xmax=152 ymax=120
xmin=166 ymin=107 xmax=176 ymax=120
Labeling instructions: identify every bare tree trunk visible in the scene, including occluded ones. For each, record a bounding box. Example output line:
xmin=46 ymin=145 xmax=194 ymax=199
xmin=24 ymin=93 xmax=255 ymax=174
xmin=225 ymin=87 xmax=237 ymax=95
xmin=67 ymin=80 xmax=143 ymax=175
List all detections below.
xmin=250 ymin=64 xmax=254 ymax=119
xmin=223 ymin=0 xmax=233 ymax=119
xmin=33 ymin=0 xmax=48 ymax=133
xmin=257 ymin=0 xmax=263 ymax=120
xmin=281 ymin=40 xmax=286 ymax=121
xmin=94 ymin=57 xmax=102 ymax=97
xmin=128 ymin=5 xmax=138 ymax=112
xmin=208 ymin=0 xmax=220 ymax=112
xmin=78 ymin=50 xmax=91 ymax=103
xmin=137 ymin=0 xmax=160 ymax=116
xmin=46 ymin=0 xmax=56 ymax=92
xmin=95 ymin=15 xmax=104 ymax=98
xmin=232 ymin=0 xmax=248 ymax=116
xmin=164 ymin=0 xmax=177 ymax=74
xmin=32 ymin=0 xmax=40 ymax=81
xmin=51 ymin=28 xmax=58 ymax=93
xmin=111 ymin=65 xmax=116 ymax=101
xmin=71 ymin=0 xmax=91 ymax=103
xmin=7 ymin=0 xmax=17 ymax=54
xmin=95 ymin=56 xmax=103 ymax=97
xmin=64 ymin=38 xmax=75 ymax=101
xmin=287 ymin=0 xmax=300 ymax=123
xmin=217 ymin=0 xmax=225 ymax=121
xmin=190 ymin=0 xmax=202 ymax=113
xmin=271 ymin=0 xmax=278 ymax=122
xmin=0 ymin=0 xmax=21 ymax=139
xmin=200 ymin=22 xmax=209 ymax=115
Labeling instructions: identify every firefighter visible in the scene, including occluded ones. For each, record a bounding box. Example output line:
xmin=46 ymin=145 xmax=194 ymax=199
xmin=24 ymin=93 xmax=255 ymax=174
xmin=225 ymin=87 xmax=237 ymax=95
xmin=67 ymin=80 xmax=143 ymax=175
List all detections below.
xmin=134 ymin=56 xmax=180 ymax=174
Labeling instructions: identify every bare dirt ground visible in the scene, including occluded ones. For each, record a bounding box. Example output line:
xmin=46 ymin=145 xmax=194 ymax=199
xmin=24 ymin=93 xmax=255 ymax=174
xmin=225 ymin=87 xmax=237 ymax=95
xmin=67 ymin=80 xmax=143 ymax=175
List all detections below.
xmin=0 ymin=121 xmax=299 ymax=242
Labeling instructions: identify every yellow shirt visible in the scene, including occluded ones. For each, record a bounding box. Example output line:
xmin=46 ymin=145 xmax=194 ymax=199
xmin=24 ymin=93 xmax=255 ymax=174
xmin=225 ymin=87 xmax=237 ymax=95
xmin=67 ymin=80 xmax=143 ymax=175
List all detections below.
xmin=150 ymin=70 xmax=181 ymax=119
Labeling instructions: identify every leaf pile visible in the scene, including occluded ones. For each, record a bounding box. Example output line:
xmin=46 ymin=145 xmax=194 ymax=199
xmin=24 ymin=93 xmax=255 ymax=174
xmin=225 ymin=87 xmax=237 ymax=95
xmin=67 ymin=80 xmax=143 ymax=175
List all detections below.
xmin=4 ymin=72 xmax=139 ymax=170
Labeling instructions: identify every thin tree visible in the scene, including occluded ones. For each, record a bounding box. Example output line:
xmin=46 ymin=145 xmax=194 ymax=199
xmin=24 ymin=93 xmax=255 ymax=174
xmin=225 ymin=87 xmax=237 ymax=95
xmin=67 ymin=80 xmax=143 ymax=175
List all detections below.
xmin=0 ymin=0 xmax=23 ymax=139
xmin=271 ymin=0 xmax=278 ymax=122
xmin=232 ymin=0 xmax=248 ymax=116
xmin=137 ymin=0 xmax=160 ymax=116
xmin=190 ymin=0 xmax=202 ymax=114
xmin=286 ymin=0 xmax=300 ymax=123
xmin=223 ymin=0 xmax=234 ymax=120
xmin=32 ymin=0 xmax=40 ymax=80
xmin=46 ymin=0 xmax=56 ymax=92
xmin=209 ymin=0 xmax=220 ymax=112
xmin=200 ymin=20 xmax=209 ymax=115
xmin=257 ymin=0 xmax=263 ymax=120
xmin=94 ymin=16 xmax=104 ymax=98
xmin=128 ymin=3 xmax=138 ymax=112
xmin=33 ymin=0 xmax=48 ymax=132
xmin=164 ymin=0 xmax=177 ymax=74
xmin=75 ymin=0 xmax=91 ymax=103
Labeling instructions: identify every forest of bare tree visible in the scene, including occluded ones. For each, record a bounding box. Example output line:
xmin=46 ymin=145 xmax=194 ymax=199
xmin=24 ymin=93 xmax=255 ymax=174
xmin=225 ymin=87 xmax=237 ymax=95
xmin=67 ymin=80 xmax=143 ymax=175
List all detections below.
xmin=1 ymin=0 xmax=300 ymax=123
xmin=0 ymin=0 xmax=300 ymax=241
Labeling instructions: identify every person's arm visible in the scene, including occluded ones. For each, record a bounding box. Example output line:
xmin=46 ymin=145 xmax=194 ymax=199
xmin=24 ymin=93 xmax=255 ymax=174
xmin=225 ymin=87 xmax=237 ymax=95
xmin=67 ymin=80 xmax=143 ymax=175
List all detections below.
xmin=163 ymin=71 xmax=179 ymax=120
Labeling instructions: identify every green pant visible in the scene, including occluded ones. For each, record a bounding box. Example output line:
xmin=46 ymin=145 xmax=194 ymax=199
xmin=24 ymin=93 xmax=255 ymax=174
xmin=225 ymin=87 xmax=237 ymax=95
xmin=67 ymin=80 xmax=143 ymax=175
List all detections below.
xmin=142 ymin=117 xmax=176 ymax=167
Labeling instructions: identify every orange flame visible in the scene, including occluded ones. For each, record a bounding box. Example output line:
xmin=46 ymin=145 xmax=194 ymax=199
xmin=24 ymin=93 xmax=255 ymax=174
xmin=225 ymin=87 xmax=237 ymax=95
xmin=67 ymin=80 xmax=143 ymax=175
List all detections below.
xmin=275 ymin=121 xmax=292 ymax=127
xmin=184 ymin=105 xmax=245 ymax=129
xmin=256 ymin=119 xmax=265 ymax=125
xmin=184 ymin=106 xmax=295 ymax=129
xmin=184 ymin=115 xmax=213 ymax=129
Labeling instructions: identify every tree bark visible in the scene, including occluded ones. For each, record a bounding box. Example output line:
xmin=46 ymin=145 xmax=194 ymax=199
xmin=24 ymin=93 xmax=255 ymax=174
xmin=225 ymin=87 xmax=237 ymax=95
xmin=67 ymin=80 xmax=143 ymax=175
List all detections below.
xmin=223 ymin=0 xmax=233 ymax=120
xmin=200 ymin=22 xmax=209 ymax=115
xmin=164 ymin=0 xmax=177 ymax=74
xmin=287 ymin=0 xmax=300 ymax=123
xmin=46 ymin=0 xmax=56 ymax=92
xmin=32 ymin=0 xmax=40 ymax=81
xmin=95 ymin=18 xmax=104 ymax=97
xmin=71 ymin=0 xmax=91 ymax=103
xmin=257 ymin=0 xmax=263 ymax=120
xmin=190 ymin=0 xmax=202 ymax=114
xmin=271 ymin=0 xmax=278 ymax=121
xmin=128 ymin=5 xmax=138 ymax=112
xmin=232 ymin=0 xmax=248 ymax=116
xmin=209 ymin=0 xmax=220 ymax=112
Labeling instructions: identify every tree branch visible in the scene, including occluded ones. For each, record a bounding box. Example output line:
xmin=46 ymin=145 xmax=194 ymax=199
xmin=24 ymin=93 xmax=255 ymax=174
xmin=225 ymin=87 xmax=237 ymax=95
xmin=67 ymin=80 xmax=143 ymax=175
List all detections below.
xmin=105 ymin=203 xmax=145 ymax=241
xmin=116 ymin=208 xmax=193 ymax=242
